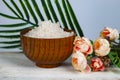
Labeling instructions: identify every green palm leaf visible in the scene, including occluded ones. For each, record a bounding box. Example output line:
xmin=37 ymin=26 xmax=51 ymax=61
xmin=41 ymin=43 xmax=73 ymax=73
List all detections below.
xmin=0 ymin=34 xmax=20 ymax=38
xmin=41 ymin=0 xmax=52 ymax=20
xmin=46 ymin=0 xmax=58 ymax=23
xmin=0 ymin=13 xmax=18 ymax=19
xmin=0 ymin=29 xmax=26 ymax=33
xmin=0 ymin=0 xmax=84 ymax=50
xmin=3 ymin=0 xmax=20 ymax=18
xmin=62 ymin=0 xmax=74 ymax=30
xmin=31 ymin=0 xmax=44 ymax=21
xmin=54 ymin=0 xmax=68 ymax=28
xmin=24 ymin=0 xmax=38 ymax=25
xmin=65 ymin=0 xmax=84 ymax=36
xmin=0 ymin=40 xmax=20 ymax=44
xmin=10 ymin=0 xmax=24 ymax=18
xmin=19 ymin=0 xmax=30 ymax=20
xmin=0 ymin=44 xmax=21 ymax=49
xmin=0 ymin=25 xmax=34 ymax=33
xmin=0 ymin=23 xmax=28 ymax=27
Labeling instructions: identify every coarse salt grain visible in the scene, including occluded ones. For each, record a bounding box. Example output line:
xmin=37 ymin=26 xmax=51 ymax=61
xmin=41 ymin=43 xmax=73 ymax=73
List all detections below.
xmin=24 ymin=20 xmax=74 ymax=38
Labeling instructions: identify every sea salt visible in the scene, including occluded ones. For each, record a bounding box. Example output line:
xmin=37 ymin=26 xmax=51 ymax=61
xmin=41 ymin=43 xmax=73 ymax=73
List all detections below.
xmin=24 ymin=20 xmax=74 ymax=38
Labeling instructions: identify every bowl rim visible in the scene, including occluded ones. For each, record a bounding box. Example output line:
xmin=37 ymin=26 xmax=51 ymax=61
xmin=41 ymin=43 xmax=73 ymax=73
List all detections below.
xmin=20 ymin=28 xmax=76 ymax=40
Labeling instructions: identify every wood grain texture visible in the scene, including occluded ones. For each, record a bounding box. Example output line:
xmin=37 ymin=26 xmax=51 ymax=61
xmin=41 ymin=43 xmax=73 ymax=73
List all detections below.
xmin=20 ymin=28 xmax=75 ymax=68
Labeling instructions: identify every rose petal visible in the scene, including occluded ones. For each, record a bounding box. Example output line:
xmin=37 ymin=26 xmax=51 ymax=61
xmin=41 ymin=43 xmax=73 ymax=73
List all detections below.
xmin=82 ymin=65 xmax=91 ymax=73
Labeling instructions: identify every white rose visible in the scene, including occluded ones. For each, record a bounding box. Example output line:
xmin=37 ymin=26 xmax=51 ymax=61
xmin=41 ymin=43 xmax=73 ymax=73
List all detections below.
xmin=72 ymin=51 xmax=87 ymax=71
xmin=94 ymin=38 xmax=111 ymax=56
xmin=100 ymin=27 xmax=119 ymax=41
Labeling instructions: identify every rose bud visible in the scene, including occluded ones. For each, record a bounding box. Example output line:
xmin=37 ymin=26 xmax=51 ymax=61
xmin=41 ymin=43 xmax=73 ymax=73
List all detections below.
xmin=100 ymin=27 xmax=119 ymax=41
xmin=91 ymin=58 xmax=105 ymax=72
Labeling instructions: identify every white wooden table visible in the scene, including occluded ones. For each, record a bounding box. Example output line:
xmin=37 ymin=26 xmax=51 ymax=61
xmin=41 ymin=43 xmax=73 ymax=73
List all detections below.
xmin=0 ymin=52 xmax=120 ymax=80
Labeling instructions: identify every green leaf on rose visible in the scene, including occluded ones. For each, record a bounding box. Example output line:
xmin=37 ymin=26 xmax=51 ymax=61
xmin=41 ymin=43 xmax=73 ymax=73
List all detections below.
xmin=108 ymin=51 xmax=120 ymax=68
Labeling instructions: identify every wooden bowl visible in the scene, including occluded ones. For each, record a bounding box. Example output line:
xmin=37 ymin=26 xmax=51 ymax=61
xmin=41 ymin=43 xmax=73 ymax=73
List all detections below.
xmin=20 ymin=28 xmax=75 ymax=68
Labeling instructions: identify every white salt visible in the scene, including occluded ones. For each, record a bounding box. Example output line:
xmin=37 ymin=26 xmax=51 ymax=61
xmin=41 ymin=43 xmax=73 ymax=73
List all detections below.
xmin=24 ymin=20 xmax=74 ymax=38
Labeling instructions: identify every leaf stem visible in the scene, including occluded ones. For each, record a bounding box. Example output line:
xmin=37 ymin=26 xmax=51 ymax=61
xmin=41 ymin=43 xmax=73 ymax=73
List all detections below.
xmin=113 ymin=41 xmax=119 ymax=44
xmin=20 ymin=18 xmax=38 ymax=27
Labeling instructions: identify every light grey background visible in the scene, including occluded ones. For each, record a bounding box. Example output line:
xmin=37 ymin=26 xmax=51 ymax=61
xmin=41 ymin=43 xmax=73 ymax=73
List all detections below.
xmin=0 ymin=0 xmax=120 ymax=52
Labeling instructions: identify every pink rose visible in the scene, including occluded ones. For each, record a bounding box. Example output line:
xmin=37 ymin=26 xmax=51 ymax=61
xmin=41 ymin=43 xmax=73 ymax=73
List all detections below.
xmin=94 ymin=38 xmax=110 ymax=56
xmin=90 ymin=58 xmax=105 ymax=72
xmin=72 ymin=51 xmax=91 ymax=73
xmin=100 ymin=27 xmax=119 ymax=41
xmin=73 ymin=37 xmax=93 ymax=56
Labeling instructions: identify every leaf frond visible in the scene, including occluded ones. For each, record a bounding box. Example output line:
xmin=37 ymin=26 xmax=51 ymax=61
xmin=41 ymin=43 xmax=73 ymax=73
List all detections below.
xmin=3 ymin=0 xmax=20 ymax=17
xmin=0 ymin=13 xmax=18 ymax=19
xmin=0 ymin=35 xmax=20 ymax=38
xmin=0 ymin=23 xmax=28 ymax=27
xmin=0 ymin=40 xmax=20 ymax=44
xmin=65 ymin=0 xmax=84 ymax=36
xmin=10 ymin=0 xmax=24 ymax=18
xmin=62 ymin=0 xmax=74 ymax=30
xmin=19 ymin=0 xmax=30 ymax=20
xmin=0 ymin=28 xmax=25 ymax=33
xmin=41 ymin=0 xmax=52 ymax=21
xmin=24 ymin=0 xmax=38 ymax=24
xmin=0 ymin=44 xmax=21 ymax=49
xmin=31 ymin=0 xmax=44 ymax=21
xmin=54 ymin=0 xmax=67 ymax=28
xmin=46 ymin=0 xmax=58 ymax=22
